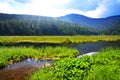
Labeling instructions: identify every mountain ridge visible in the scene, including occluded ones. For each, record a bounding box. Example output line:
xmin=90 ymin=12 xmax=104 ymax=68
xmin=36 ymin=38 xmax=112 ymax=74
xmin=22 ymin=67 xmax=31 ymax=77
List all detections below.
xmin=0 ymin=13 xmax=120 ymax=35
xmin=58 ymin=13 xmax=120 ymax=31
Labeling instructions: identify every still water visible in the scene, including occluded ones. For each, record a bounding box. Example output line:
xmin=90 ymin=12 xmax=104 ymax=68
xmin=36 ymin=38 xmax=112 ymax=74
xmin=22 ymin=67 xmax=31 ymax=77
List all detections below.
xmin=71 ymin=41 xmax=120 ymax=54
xmin=0 ymin=58 xmax=52 ymax=80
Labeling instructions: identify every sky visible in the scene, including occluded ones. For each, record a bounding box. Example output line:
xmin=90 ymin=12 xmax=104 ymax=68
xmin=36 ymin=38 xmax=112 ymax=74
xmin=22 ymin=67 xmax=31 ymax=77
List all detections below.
xmin=0 ymin=0 xmax=120 ymax=18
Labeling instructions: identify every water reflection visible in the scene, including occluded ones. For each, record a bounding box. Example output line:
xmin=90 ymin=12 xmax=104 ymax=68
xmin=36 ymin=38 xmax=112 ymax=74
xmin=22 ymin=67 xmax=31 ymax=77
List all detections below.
xmin=5 ymin=58 xmax=52 ymax=70
xmin=0 ymin=59 xmax=52 ymax=80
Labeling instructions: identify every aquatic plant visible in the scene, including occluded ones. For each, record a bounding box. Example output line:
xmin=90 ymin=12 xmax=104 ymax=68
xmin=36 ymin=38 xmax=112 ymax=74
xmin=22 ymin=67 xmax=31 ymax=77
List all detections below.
xmin=30 ymin=48 xmax=120 ymax=80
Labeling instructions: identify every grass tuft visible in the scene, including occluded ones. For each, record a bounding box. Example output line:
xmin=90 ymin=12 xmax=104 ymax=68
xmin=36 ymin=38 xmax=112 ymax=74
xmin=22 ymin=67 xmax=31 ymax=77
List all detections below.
xmin=0 ymin=46 xmax=78 ymax=68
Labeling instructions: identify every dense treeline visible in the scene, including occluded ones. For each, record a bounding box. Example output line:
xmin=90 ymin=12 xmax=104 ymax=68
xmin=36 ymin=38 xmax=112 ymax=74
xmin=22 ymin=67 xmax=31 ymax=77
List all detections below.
xmin=0 ymin=13 xmax=98 ymax=35
xmin=102 ymin=22 xmax=120 ymax=35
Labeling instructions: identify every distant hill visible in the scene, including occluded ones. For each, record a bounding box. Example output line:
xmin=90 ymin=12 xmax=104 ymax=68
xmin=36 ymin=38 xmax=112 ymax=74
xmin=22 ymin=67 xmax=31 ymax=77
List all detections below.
xmin=58 ymin=14 xmax=120 ymax=31
xmin=0 ymin=13 xmax=120 ymax=35
xmin=0 ymin=13 xmax=98 ymax=35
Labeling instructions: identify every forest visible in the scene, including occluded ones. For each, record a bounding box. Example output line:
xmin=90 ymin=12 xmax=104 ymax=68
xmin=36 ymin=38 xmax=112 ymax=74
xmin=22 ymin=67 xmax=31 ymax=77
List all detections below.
xmin=0 ymin=13 xmax=99 ymax=35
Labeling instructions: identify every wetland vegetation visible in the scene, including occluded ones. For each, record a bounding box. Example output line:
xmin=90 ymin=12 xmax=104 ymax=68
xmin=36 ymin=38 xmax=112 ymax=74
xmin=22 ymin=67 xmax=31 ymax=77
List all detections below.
xmin=30 ymin=48 xmax=120 ymax=80
xmin=0 ymin=35 xmax=120 ymax=44
xmin=0 ymin=36 xmax=120 ymax=80
xmin=0 ymin=46 xmax=78 ymax=68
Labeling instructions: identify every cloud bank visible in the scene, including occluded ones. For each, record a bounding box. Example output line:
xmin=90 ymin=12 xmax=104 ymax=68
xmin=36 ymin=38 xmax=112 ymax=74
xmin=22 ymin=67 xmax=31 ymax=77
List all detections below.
xmin=0 ymin=0 xmax=120 ymax=18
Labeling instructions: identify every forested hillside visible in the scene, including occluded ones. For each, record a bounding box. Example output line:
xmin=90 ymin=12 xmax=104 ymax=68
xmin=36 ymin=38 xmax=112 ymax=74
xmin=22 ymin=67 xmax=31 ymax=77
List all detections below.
xmin=102 ymin=22 xmax=120 ymax=35
xmin=0 ymin=13 xmax=120 ymax=35
xmin=0 ymin=13 xmax=98 ymax=35
xmin=59 ymin=14 xmax=120 ymax=35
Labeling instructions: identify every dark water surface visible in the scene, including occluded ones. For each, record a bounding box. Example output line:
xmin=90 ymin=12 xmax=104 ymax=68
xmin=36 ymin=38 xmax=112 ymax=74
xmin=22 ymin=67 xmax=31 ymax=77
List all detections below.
xmin=0 ymin=58 xmax=52 ymax=80
xmin=0 ymin=41 xmax=120 ymax=80
xmin=71 ymin=41 xmax=120 ymax=54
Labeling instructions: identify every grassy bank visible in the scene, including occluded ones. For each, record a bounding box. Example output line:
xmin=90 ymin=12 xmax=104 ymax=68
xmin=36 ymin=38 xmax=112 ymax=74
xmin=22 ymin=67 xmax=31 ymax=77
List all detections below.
xmin=30 ymin=48 xmax=120 ymax=80
xmin=0 ymin=35 xmax=120 ymax=44
xmin=0 ymin=46 xmax=78 ymax=68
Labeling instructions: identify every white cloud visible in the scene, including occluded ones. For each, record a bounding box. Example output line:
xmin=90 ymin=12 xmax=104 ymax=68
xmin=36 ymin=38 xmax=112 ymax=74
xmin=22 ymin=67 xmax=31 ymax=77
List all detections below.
xmin=0 ymin=0 xmax=71 ymax=17
xmin=83 ymin=3 xmax=107 ymax=18
xmin=0 ymin=2 xmax=13 ymax=13
xmin=0 ymin=0 xmax=119 ymax=18
xmin=0 ymin=0 xmax=27 ymax=14
xmin=22 ymin=0 xmax=70 ymax=17
xmin=56 ymin=2 xmax=107 ymax=18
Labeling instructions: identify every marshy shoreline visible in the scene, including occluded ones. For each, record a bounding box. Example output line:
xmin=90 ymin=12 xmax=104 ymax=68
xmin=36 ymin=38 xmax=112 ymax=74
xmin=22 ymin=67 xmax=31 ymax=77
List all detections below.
xmin=0 ymin=35 xmax=120 ymax=80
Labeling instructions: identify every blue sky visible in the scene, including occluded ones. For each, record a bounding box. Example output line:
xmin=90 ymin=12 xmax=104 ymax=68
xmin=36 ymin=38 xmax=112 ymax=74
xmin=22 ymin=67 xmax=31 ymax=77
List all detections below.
xmin=0 ymin=0 xmax=120 ymax=18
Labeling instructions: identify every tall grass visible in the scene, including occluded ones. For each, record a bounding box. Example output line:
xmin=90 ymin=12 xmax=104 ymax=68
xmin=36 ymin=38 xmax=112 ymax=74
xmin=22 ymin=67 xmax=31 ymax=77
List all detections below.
xmin=0 ymin=46 xmax=78 ymax=68
xmin=0 ymin=35 xmax=120 ymax=44
xmin=30 ymin=48 xmax=120 ymax=80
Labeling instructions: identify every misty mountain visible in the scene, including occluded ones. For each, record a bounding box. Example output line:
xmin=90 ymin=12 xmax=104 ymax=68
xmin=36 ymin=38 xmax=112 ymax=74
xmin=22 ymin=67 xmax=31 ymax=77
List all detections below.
xmin=58 ymin=14 xmax=120 ymax=31
xmin=0 ymin=13 xmax=98 ymax=35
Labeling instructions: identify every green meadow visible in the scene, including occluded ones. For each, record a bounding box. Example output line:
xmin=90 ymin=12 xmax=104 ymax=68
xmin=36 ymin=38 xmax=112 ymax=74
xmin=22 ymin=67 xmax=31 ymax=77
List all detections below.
xmin=0 ymin=35 xmax=120 ymax=44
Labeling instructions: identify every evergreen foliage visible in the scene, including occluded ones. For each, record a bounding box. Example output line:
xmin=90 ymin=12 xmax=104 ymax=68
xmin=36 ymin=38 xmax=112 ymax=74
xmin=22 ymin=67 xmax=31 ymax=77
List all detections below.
xmin=0 ymin=13 xmax=99 ymax=35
